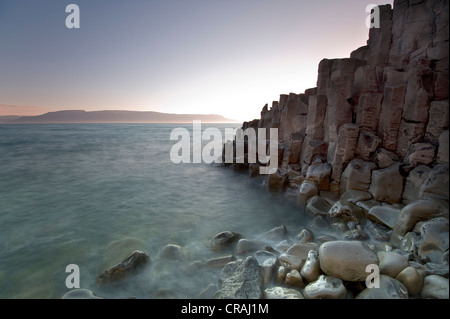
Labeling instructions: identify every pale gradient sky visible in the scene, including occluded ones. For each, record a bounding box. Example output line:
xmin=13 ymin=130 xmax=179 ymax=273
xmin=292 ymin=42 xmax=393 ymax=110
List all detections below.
xmin=0 ymin=0 xmax=393 ymax=121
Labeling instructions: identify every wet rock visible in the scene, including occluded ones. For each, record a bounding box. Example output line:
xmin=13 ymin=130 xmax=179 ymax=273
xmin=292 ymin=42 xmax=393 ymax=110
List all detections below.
xmin=300 ymin=250 xmax=321 ymax=283
xmin=356 ymin=199 xmax=381 ymax=214
xmin=340 ymin=190 xmax=373 ymax=204
xmin=399 ymin=232 xmax=420 ymax=254
xmin=421 ymin=275 xmax=449 ymax=299
xmin=391 ymin=197 xmax=449 ymax=246
xmin=404 ymin=143 xmax=436 ymax=167
xmin=395 ymin=266 xmax=424 ymax=296
xmin=340 ymin=159 xmax=377 ymax=193
xmin=254 ymin=251 xmax=278 ymax=284
xmin=368 ymin=205 xmax=401 ymax=229
xmin=378 ymin=251 xmax=410 ymax=278
xmin=211 ymin=231 xmax=241 ymax=252
xmin=344 ymin=229 xmax=369 ymax=241
xmin=97 ymin=250 xmax=150 ymax=285
xmin=329 ymin=200 xmax=364 ymax=223
xmin=279 ymin=243 xmax=319 ymax=270
xmin=297 ymin=229 xmax=315 ymax=244
xmin=368 ymin=163 xmax=404 ymax=204
xmin=215 ymin=256 xmax=263 ymax=299
xmin=264 ymin=287 xmax=304 ymax=299
xmin=365 ymin=220 xmax=392 ymax=242
xmin=425 ymin=263 xmax=449 ymax=278
xmin=62 ymin=289 xmax=103 ymax=299
xmin=261 ymin=225 xmax=287 ymax=242
xmin=319 ymin=241 xmax=379 ymax=281
xmin=356 ymin=275 xmax=408 ymax=299
xmin=158 ymin=244 xmax=185 ymax=260
xmin=198 ymin=284 xmax=217 ymax=299
xmin=275 ymin=266 xmax=288 ymax=284
xmin=285 ymin=269 xmax=304 ymax=288
xmin=275 ymin=240 xmax=293 ymax=253
xmin=268 ymin=169 xmax=288 ymax=193
xmin=206 ymin=255 xmax=236 ymax=268
xmin=297 ymin=180 xmax=319 ymax=206
xmin=306 ymin=162 xmax=332 ymax=191
xmin=236 ymin=239 xmax=274 ymax=255
xmin=416 ymin=217 xmax=449 ymax=264
xmin=305 ymin=195 xmax=332 ymax=217
xmin=303 ymin=275 xmax=347 ymax=299
xmin=402 ymin=165 xmax=431 ymax=204
xmin=419 ymin=164 xmax=449 ymax=201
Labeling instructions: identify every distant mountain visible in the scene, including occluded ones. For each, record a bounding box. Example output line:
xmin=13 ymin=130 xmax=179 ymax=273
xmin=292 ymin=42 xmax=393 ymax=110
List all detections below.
xmin=0 ymin=115 xmax=21 ymax=123
xmin=0 ymin=110 xmax=237 ymax=124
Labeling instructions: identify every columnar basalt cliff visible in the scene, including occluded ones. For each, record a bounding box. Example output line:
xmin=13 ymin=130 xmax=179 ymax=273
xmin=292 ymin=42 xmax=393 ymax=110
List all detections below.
xmin=234 ymin=0 xmax=449 ymax=295
xmin=241 ymin=0 xmax=448 ymax=202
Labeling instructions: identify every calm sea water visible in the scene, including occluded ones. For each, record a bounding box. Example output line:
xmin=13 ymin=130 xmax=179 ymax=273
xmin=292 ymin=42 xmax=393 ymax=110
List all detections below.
xmin=0 ymin=124 xmax=309 ymax=299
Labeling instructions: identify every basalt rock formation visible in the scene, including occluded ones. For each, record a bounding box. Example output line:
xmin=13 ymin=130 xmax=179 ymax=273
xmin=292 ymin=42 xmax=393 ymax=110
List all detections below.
xmin=240 ymin=0 xmax=448 ymax=205
xmin=237 ymin=0 xmax=449 ymax=278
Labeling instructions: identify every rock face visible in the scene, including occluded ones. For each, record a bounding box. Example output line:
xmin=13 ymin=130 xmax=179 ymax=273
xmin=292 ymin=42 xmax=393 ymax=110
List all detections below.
xmin=215 ymin=257 xmax=264 ymax=299
xmin=229 ymin=0 xmax=449 ymax=301
xmin=97 ymin=250 xmax=150 ymax=285
xmin=237 ymin=0 xmax=449 ymax=209
xmin=318 ymin=241 xmax=379 ymax=282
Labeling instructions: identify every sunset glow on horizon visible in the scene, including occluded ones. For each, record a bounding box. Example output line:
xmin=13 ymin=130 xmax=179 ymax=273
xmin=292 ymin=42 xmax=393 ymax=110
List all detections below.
xmin=0 ymin=0 xmax=394 ymax=122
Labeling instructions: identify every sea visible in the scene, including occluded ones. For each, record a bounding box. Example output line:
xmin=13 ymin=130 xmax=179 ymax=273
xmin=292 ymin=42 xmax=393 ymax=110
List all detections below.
xmin=0 ymin=123 xmax=310 ymax=299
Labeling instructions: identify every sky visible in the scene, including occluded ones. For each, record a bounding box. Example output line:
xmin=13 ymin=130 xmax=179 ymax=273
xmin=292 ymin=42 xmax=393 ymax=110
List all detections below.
xmin=0 ymin=0 xmax=394 ymax=122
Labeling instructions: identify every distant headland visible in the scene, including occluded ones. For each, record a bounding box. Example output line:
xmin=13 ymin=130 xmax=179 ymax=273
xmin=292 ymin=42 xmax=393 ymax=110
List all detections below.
xmin=0 ymin=110 xmax=238 ymax=124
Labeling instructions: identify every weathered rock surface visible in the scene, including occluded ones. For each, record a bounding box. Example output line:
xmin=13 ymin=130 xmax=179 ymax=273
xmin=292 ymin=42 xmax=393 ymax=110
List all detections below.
xmin=368 ymin=163 xmax=404 ymax=204
xmin=264 ymin=287 xmax=304 ymax=299
xmin=303 ymin=275 xmax=347 ymax=299
xmin=297 ymin=180 xmax=319 ymax=206
xmin=356 ymin=275 xmax=408 ymax=299
xmin=319 ymin=241 xmax=379 ymax=282
xmin=254 ymin=251 xmax=278 ymax=284
xmin=285 ymin=269 xmax=304 ymax=288
xmin=305 ymin=195 xmax=332 ymax=217
xmin=212 ymin=231 xmax=241 ymax=251
xmin=236 ymin=239 xmax=274 ymax=255
xmin=415 ymin=217 xmax=449 ymax=264
xmin=206 ymin=255 xmax=236 ymax=268
xmin=279 ymin=243 xmax=319 ymax=270
xmin=421 ymin=275 xmax=449 ymax=299
xmin=340 ymin=159 xmax=376 ymax=193
xmin=391 ymin=197 xmax=449 ymax=246
xmin=97 ymin=250 xmax=150 ymax=285
xmin=395 ymin=266 xmax=424 ymax=296
xmin=300 ymin=250 xmax=321 ymax=283
xmin=368 ymin=205 xmax=401 ymax=229
xmin=378 ymin=251 xmax=410 ymax=278
xmin=215 ymin=257 xmax=263 ymax=299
